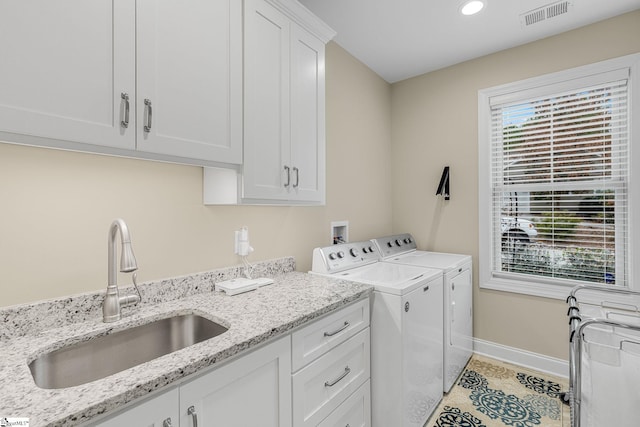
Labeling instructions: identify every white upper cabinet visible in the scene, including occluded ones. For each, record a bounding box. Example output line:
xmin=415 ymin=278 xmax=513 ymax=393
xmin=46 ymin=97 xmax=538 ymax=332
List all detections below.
xmin=243 ymin=0 xmax=292 ymax=201
xmin=239 ymin=0 xmax=334 ymax=204
xmin=0 ymin=0 xmax=135 ymax=150
xmin=290 ymin=25 xmax=326 ymax=202
xmin=0 ymin=0 xmax=242 ymax=165
xmin=136 ymin=0 xmax=242 ymax=164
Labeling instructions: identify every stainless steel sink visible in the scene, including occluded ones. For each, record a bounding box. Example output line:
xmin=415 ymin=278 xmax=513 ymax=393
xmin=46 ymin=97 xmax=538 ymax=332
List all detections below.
xmin=29 ymin=314 xmax=228 ymax=389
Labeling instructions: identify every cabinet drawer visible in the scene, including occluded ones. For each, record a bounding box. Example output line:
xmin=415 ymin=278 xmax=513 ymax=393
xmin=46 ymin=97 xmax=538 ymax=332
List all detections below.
xmin=292 ymin=298 xmax=369 ymax=371
xmin=293 ymin=328 xmax=370 ymax=427
xmin=318 ymin=380 xmax=371 ymax=427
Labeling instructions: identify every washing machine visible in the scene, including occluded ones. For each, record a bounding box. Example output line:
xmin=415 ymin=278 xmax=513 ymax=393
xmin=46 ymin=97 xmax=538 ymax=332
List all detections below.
xmin=372 ymin=233 xmax=473 ymax=393
xmin=311 ymin=241 xmax=444 ymax=427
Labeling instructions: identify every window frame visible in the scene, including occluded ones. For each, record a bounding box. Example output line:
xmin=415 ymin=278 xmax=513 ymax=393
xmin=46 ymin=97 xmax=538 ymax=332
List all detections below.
xmin=478 ymin=53 xmax=640 ymax=300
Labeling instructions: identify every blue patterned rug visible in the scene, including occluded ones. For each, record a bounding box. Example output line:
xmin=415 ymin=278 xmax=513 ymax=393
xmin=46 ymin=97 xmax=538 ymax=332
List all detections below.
xmin=428 ymin=355 xmax=569 ymax=427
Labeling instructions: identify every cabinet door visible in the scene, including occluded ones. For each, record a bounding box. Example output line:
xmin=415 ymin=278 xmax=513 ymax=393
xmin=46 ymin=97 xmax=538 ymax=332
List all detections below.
xmin=290 ymin=24 xmax=326 ymax=203
xmin=243 ymin=0 xmax=291 ymax=200
xmin=91 ymin=387 xmax=179 ymax=427
xmin=0 ymin=0 xmax=135 ymax=150
xmin=180 ymin=336 xmax=292 ymax=427
xmin=136 ymin=0 xmax=242 ymax=164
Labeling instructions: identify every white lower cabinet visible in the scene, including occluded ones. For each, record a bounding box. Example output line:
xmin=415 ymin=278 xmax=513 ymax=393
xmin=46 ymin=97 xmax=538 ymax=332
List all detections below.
xmin=91 ymin=386 xmax=179 ymax=427
xmin=292 ymin=299 xmax=371 ymax=427
xmin=89 ymin=299 xmax=370 ymax=427
xmin=292 ymin=329 xmax=370 ymax=426
xmin=180 ymin=335 xmax=292 ymax=427
xmin=91 ymin=335 xmax=291 ymax=427
xmin=317 ymin=380 xmax=371 ymax=427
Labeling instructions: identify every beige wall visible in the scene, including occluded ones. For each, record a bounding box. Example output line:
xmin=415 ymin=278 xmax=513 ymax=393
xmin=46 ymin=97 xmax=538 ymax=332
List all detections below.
xmin=390 ymin=10 xmax=640 ymax=360
xmin=4 ymin=11 xmax=639 ymax=362
xmin=0 ymin=42 xmax=392 ymax=307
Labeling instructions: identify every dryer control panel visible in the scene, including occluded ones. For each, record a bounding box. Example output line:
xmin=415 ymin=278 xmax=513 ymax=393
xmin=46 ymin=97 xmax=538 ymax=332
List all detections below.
xmin=371 ymin=233 xmax=418 ymax=258
xmin=311 ymin=241 xmax=379 ymax=274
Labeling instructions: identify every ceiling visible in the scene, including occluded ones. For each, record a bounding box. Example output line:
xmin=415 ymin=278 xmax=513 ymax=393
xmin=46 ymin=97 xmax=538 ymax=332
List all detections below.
xmin=298 ymin=0 xmax=640 ymax=83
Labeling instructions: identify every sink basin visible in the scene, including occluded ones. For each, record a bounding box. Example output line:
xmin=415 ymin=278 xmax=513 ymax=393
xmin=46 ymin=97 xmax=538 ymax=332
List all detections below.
xmin=29 ymin=314 xmax=228 ymax=389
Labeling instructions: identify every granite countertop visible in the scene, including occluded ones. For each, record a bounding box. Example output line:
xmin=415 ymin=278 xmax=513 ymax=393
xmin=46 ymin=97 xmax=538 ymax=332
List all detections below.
xmin=0 ymin=258 xmax=372 ymax=426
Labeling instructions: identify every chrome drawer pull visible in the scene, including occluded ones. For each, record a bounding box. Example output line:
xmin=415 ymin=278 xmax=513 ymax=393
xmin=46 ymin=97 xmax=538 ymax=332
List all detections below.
xmin=188 ymin=405 xmax=198 ymax=427
xmin=144 ymin=99 xmax=153 ymax=132
xmin=324 ymin=321 xmax=349 ymax=337
xmin=120 ymin=93 xmax=130 ymax=128
xmin=324 ymin=366 xmax=351 ymax=387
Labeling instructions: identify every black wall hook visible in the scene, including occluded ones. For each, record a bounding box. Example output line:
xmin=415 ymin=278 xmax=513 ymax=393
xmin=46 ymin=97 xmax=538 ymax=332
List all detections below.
xmin=436 ymin=166 xmax=450 ymax=200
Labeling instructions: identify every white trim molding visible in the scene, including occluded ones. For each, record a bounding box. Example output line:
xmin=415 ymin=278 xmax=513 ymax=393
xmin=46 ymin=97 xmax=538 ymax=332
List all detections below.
xmin=473 ymin=338 xmax=569 ymax=379
xmin=478 ymin=52 xmax=640 ymax=300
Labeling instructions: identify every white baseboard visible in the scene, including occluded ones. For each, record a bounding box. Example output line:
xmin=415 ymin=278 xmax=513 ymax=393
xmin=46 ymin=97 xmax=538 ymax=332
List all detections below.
xmin=473 ymin=338 xmax=569 ymax=379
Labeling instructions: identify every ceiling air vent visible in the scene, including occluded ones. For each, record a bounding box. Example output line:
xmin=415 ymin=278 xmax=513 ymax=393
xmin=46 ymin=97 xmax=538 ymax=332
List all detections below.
xmin=520 ymin=1 xmax=572 ymax=27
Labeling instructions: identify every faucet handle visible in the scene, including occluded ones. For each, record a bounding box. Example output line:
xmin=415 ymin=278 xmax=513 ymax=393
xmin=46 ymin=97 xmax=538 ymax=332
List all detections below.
xmin=131 ymin=272 xmax=142 ymax=305
xmin=118 ymin=272 xmax=142 ymax=309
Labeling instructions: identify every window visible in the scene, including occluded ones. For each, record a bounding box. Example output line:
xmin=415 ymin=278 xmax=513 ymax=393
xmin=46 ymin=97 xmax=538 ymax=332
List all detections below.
xmin=478 ymin=54 xmax=640 ymax=299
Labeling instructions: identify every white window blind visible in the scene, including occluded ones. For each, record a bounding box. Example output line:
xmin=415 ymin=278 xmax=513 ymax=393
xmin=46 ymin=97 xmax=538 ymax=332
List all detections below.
xmin=489 ymin=78 xmax=629 ymax=287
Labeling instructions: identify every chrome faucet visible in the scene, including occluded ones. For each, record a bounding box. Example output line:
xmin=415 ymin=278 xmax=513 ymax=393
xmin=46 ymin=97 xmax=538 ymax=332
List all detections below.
xmin=102 ymin=219 xmax=141 ymax=322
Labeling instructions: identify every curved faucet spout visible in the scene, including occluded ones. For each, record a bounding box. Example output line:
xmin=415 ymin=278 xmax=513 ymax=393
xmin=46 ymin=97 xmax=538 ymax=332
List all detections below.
xmin=108 ymin=218 xmax=138 ymax=286
xmin=104 ymin=219 xmax=140 ymax=322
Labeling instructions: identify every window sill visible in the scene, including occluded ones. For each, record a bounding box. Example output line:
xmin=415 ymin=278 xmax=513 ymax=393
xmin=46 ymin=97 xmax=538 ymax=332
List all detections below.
xmin=480 ymin=275 xmax=573 ymax=300
xmin=481 ymin=274 xmax=637 ymax=306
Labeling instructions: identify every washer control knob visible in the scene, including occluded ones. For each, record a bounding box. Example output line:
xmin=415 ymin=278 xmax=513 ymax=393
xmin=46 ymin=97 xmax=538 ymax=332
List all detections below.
xmin=328 ymin=252 xmax=337 ymax=260
xmin=395 ymin=239 xmax=402 ymax=246
xmin=404 ymin=238 xmax=411 ymax=244
xmin=337 ymin=251 xmax=345 ymax=259
xmin=350 ymin=248 xmax=359 ymax=257
xmin=368 ymin=246 xmax=375 ymax=253
xmin=387 ymin=241 xmax=393 ymax=248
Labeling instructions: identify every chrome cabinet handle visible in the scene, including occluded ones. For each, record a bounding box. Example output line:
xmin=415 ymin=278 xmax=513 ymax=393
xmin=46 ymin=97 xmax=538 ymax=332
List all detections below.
xmin=293 ymin=167 xmax=299 ymax=188
xmin=324 ymin=366 xmax=351 ymax=387
xmin=284 ymin=165 xmax=291 ymax=187
xmin=324 ymin=321 xmax=349 ymax=337
xmin=187 ymin=406 xmax=198 ymax=427
xmin=144 ymin=99 xmax=153 ymax=132
xmin=120 ymin=93 xmax=130 ymax=128
xmin=163 ymin=418 xmax=172 ymax=427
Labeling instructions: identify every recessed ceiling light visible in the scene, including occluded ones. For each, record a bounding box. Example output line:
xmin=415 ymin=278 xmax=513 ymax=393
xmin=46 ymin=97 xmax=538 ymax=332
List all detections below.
xmin=460 ymin=0 xmax=485 ymax=16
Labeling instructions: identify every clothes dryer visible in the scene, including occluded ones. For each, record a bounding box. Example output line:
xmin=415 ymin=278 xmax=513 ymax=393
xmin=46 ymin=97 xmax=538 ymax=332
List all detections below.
xmin=311 ymin=241 xmax=443 ymax=427
xmin=372 ymin=233 xmax=473 ymax=393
